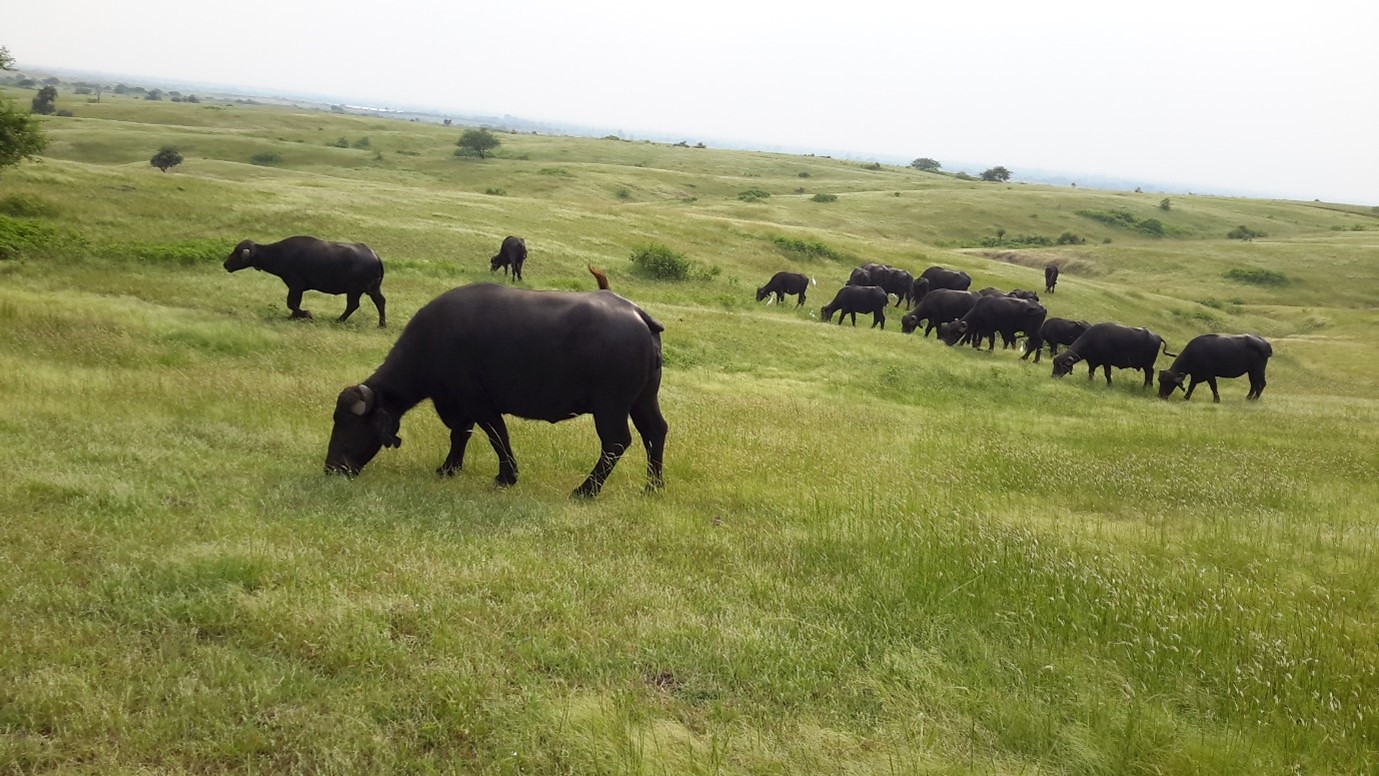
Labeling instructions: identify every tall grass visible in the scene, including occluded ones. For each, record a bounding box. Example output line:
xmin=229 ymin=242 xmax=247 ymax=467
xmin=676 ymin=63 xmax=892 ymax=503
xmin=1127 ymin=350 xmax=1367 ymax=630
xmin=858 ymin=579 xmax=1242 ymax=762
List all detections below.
xmin=2 ymin=88 xmax=1378 ymax=773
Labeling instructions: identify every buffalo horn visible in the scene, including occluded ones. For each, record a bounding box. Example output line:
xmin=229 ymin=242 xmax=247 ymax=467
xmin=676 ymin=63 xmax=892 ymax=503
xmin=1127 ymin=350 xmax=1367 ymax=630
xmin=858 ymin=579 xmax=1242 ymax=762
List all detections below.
xmin=351 ymin=384 xmax=375 ymax=415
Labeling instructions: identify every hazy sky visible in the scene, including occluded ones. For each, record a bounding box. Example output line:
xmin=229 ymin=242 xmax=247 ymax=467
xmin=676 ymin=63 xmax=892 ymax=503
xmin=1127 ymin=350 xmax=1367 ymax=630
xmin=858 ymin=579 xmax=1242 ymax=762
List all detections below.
xmin=8 ymin=1 xmax=1379 ymax=203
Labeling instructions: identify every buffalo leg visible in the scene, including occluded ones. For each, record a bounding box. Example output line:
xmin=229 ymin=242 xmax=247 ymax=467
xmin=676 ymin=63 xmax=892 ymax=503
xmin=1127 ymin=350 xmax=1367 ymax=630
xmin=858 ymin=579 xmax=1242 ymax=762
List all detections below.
xmin=574 ymin=409 xmax=633 ymax=498
xmin=1184 ymin=378 xmax=1199 ymax=400
xmin=339 ymin=292 xmax=361 ymax=323
xmin=434 ymin=406 xmax=475 ymax=476
xmin=286 ymin=288 xmax=312 ymax=319
xmin=629 ymin=393 xmax=668 ymax=493
xmin=1102 ymin=365 xmax=1112 ymax=385
xmin=1142 ymin=368 xmax=1153 ymax=389
xmin=474 ymin=413 xmax=518 ymax=486
xmin=1248 ymin=369 xmax=1266 ymax=400
xmin=1208 ymin=377 xmax=1221 ymax=403
xmin=367 ymin=286 xmax=387 ymax=328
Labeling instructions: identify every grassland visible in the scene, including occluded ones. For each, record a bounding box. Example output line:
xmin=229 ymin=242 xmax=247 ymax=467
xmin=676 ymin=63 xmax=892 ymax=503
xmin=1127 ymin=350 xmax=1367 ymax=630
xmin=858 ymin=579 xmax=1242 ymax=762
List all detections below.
xmin=2 ymin=87 xmax=1378 ymax=774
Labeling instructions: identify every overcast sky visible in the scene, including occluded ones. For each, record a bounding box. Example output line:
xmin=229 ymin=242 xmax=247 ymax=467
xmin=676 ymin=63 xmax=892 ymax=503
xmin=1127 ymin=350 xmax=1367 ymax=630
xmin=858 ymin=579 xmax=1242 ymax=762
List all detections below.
xmin=8 ymin=1 xmax=1379 ymax=204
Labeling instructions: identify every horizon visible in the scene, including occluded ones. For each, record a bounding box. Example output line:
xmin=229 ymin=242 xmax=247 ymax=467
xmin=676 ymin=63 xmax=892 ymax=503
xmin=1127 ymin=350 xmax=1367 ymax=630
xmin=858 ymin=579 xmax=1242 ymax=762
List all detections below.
xmin=7 ymin=1 xmax=1378 ymax=206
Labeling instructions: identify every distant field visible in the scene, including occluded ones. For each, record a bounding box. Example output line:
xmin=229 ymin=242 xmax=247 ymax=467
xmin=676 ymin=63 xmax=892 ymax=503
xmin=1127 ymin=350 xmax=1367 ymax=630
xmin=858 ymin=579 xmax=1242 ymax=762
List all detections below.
xmin=2 ymin=86 xmax=1378 ymax=774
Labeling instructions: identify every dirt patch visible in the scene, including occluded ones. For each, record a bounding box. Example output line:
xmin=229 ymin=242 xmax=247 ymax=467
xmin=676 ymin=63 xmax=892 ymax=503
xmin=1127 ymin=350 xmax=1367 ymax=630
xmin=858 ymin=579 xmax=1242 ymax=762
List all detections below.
xmin=982 ymin=250 xmax=1103 ymax=277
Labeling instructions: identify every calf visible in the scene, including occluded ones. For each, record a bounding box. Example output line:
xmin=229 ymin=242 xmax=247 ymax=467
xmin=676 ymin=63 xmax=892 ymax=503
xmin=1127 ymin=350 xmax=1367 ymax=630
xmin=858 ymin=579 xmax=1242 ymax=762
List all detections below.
xmin=490 ymin=235 xmax=527 ymax=281
xmin=1052 ymin=323 xmax=1173 ymax=388
xmin=821 ymin=285 xmax=889 ymax=328
xmin=224 ymin=236 xmax=387 ymax=327
xmin=757 ymin=271 xmax=813 ymax=306
xmin=1040 ymin=318 xmax=1091 ymax=358
xmin=1158 ymin=333 xmax=1272 ymax=402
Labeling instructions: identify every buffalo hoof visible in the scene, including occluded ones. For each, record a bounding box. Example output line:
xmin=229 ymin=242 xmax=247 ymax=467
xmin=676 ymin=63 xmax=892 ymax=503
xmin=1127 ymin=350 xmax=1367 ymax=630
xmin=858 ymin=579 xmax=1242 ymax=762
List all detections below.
xmin=493 ymin=473 xmax=517 ymax=488
xmin=290 ymin=310 xmax=314 ymax=320
xmin=436 ymin=464 xmax=460 ymax=477
xmin=571 ymin=482 xmax=601 ymax=499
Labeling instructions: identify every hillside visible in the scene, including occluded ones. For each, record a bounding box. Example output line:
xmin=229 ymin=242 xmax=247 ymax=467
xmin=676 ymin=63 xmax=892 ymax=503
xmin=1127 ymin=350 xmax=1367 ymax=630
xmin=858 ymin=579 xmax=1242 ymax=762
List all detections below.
xmin=2 ymin=88 xmax=1377 ymax=774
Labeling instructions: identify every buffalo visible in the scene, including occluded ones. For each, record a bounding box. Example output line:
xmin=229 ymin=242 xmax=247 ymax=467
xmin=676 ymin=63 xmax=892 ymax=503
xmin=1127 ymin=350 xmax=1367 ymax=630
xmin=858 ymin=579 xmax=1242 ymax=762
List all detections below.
xmin=940 ymin=295 xmax=1047 ymax=361
xmin=224 ymin=236 xmax=387 ymax=327
xmin=822 ymin=285 xmax=889 ymax=328
xmin=324 ymin=268 xmax=666 ymax=498
xmin=1044 ymin=264 xmax=1059 ymax=294
xmin=490 ymin=236 xmax=527 ymax=281
xmin=1052 ymin=323 xmax=1173 ymax=387
xmin=757 ymin=271 xmax=813 ymax=306
xmin=1158 ymin=333 xmax=1273 ymax=402
xmin=912 ymin=266 xmax=973 ymax=303
xmin=900 ymin=289 xmax=980 ymax=336
xmin=1040 ymin=317 xmax=1091 ymax=358
xmin=849 ymin=264 xmax=915 ymax=307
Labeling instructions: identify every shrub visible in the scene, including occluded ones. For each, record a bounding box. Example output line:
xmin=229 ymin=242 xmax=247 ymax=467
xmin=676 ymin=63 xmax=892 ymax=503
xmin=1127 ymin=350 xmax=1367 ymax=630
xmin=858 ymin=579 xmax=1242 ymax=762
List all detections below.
xmin=249 ymin=151 xmax=282 ymax=166
xmin=150 ymin=147 xmax=183 ymax=172
xmin=0 ymin=215 xmax=70 ymax=260
xmin=797 ymin=171 xmax=811 ymax=178
xmin=630 ymin=243 xmax=691 ymax=281
xmin=615 ymin=188 xmax=631 ymax=200
xmin=771 ymin=236 xmax=845 ymax=261
xmin=738 ymin=189 xmax=771 ymax=202
xmin=1056 ymin=232 xmax=1085 ymax=245
xmin=352 ymin=137 xmax=370 ymax=149
xmin=810 ymin=193 xmax=837 ymax=203
xmin=1224 ymin=267 xmax=1287 ymax=286
xmin=329 ymin=137 xmax=349 ymax=148
xmin=1227 ymin=225 xmax=1266 ymax=241
xmin=484 ymin=187 xmax=506 ymax=196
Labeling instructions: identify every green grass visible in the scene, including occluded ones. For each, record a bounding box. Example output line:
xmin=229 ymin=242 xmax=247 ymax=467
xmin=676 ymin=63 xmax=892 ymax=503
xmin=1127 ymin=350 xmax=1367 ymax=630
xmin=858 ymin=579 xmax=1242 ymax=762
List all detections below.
xmin=2 ymin=87 xmax=1378 ymax=773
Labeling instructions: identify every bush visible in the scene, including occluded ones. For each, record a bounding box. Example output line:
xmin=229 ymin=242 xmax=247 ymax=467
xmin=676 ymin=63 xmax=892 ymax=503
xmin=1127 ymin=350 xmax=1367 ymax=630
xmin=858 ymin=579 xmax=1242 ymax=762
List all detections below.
xmin=630 ymin=243 xmax=691 ymax=281
xmin=1224 ymin=268 xmax=1287 ymax=286
xmin=351 ymin=137 xmax=371 ymax=149
xmin=771 ymin=235 xmax=846 ymax=261
xmin=249 ymin=151 xmax=282 ymax=166
xmin=1056 ymin=232 xmax=1085 ymax=245
xmin=0 ymin=214 xmax=70 ymax=260
xmin=484 ymin=187 xmax=506 ymax=196
xmin=738 ymin=189 xmax=771 ymax=202
xmin=150 ymin=147 xmax=183 ymax=172
xmin=328 ymin=137 xmax=349 ymax=148
xmin=1227 ymin=225 xmax=1266 ymax=241
xmin=811 ymin=193 xmax=837 ymax=203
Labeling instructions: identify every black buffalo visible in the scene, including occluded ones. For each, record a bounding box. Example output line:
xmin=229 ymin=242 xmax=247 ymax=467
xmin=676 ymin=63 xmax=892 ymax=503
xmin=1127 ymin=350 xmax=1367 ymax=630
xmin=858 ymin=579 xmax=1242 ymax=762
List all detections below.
xmin=940 ymin=295 xmax=1047 ymax=361
xmin=324 ymin=268 xmax=666 ymax=498
xmin=1044 ymin=264 xmax=1060 ymax=294
xmin=490 ymin=235 xmax=527 ymax=281
xmin=900 ymin=289 xmax=980 ymax=336
xmin=912 ymin=266 xmax=973 ymax=303
xmin=849 ymin=264 xmax=915 ymax=307
xmin=1052 ymin=323 xmax=1173 ymax=387
xmin=821 ymin=285 xmax=888 ymax=328
xmin=1040 ymin=317 xmax=1091 ymax=358
xmin=224 ymin=236 xmax=387 ymax=327
xmin=757 ymin=271 xmax=813 ymax=306
xmin=1158 ymin=333 xmax=1273 ymax=402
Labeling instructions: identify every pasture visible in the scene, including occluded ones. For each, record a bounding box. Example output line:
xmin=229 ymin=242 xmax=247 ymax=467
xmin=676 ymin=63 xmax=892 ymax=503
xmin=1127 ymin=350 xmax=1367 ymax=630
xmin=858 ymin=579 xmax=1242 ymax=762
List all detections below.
xmin=2 ymin=87 xmax=1378 ymax=774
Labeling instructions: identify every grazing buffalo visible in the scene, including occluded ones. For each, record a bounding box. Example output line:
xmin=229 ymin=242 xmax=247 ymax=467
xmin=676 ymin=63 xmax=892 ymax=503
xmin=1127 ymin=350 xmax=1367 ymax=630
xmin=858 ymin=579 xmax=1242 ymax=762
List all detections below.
xmin=324 ymin=268 xmax=666 ymax=498
xmin=1007 ymin=289 xmax=1040 ymax=302
xmin=1158 ymin=333 xmax=1273 ymax=402
xmin=1052 ymin=322 xmax=1174 ymax=387
xmin=1040 ymin=317 xmax=1091 ymax=358
xmin=224 ymin=236 xmax=387 ymax=327
xmin=757 ymin=271 xmax=813 ymax=306
xmin=490 ymin=236 xmax=527 ymax=281
xmin=900 ymin=289 xmax=981 ymax=336
xmin=913 ymin=266 xmax=973 ymax=303
xmin=849 ymin=264 xmax=915 ymax=307
xmin=821 ymin=285 xmax=889 ymax=328
xmin=940 ymin=295 xmax=1047 ymax=360
xmin=1045 ymin=264 xmax=1060 ymax=294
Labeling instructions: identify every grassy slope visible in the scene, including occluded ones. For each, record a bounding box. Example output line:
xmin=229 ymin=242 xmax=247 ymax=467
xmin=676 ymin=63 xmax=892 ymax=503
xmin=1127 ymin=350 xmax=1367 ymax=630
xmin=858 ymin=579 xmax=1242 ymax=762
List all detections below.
xmin=2 ymin=88 xmax=1378 ymax=774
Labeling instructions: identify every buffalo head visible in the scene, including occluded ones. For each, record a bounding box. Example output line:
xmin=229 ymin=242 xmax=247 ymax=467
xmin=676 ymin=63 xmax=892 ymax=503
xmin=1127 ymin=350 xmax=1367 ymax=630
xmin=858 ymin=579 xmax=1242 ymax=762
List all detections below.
xmin=1051 ymin=351 xmax=1078 ymax=378
xmin=489 ymin=254 xmax=505 ymax=272
xmin=1157 ymin=369 xmax=1186 ymax=399
xmin=223 ymin=240 xmax=257 ymax=272
xmin=900 ymin=312 xmax=919 ymax=334
xmin=939 ymin=320 xmax=967 ymax=346
xmin=324 ymin=384 xmax=402 ymax=476
xmin=755 ymin=286 xmax=771 ymax=302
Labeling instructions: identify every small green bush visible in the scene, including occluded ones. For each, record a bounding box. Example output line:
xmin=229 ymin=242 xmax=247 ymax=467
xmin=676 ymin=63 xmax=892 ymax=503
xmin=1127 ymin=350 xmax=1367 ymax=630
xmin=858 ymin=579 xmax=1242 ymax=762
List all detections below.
xmin=484 ymin=188 xmax=506 ymax=196
xmin=1227 ymin=225 xmax=1267 ymax=241
xmin=630 ymin=243 xmax=691 ymax=281
xmin=329 ymin=137 xmax=349 ymax=148
xmin=1224 ymin=267 xmax=1287 ymax=286
xmin=0 ymin=215 xmax=73 ymax=260
xmin=1056 ymin=232 xmax=1084 ymax=245
xmin=249 ymin=151 xmax=282 ymax=166
xmin=352 ymin=137 xmax=371 ymax=149
xmin=771 ymin=236 xmax=845 ymax=261
xmin=811 ymin=193 xmax=837 ymax=203
xmin=738 ymin=189 xmax=771 ymax=202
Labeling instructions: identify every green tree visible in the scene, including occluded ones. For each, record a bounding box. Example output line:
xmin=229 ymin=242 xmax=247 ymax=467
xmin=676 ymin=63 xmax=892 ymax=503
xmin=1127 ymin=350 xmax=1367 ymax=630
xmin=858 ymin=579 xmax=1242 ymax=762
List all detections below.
xmin=0 ymin=46 xmax=47 ymax=175
xmin=31 ymin=86 xmax=57 ymax=115
xmin=456 ymin=128 xmax=501 ymax=159
xmin=150 ymin=146 xmax=183 ymax=172
xmin=910 ymin=157 xmax=941 ymax=171
xmin=1159 ymin=197 xmax=1172 ymax=211
xmin=980 ymin=166 xmax=1012 ymax=182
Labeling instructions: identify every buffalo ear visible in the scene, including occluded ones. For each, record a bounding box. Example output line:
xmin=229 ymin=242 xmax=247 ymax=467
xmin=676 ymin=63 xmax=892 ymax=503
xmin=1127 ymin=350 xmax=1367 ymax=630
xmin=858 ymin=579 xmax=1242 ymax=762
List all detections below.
xmin=374 ymin=409 xmax=402 ymax=449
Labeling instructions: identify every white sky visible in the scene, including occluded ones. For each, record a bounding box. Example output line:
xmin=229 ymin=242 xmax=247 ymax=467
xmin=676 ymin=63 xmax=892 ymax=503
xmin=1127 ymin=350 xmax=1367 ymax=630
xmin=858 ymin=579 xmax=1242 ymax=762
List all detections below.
xmin=8 ymin=1 xmax=1379 ymax=203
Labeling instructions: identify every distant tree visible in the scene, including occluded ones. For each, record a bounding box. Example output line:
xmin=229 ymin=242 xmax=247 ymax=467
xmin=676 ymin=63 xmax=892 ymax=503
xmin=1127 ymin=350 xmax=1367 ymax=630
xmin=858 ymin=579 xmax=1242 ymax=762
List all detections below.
xmin=442 ymin=118 xmax=452 ymax=127
xmin=0 ymin=46 xmax=14 ymax=71
xmin=910 ymin=157 xmax=941 ymax=171
xmin=150 ymin=146 xmax=183 ymax=172
xmin=145 ymin=89 xmax=163 ymax=101
xmin=980 ymin=166 xmax=1012 ymax=182
xmin=1159 ymin=197 xmax=1172 ymax=211
xmin=456 ymin=128 xmax=501 ymax=158
xmin=30 ymin=86 xmax=57 ymax=115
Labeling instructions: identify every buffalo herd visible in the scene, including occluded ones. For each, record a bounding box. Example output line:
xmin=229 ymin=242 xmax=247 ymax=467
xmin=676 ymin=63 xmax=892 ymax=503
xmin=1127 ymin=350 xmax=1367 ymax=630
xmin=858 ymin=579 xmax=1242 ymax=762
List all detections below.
xmin=761 ymin=260 xmax=1273 ymax=402
xmin=221 ymin=230 xmax=1272 ymax=496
